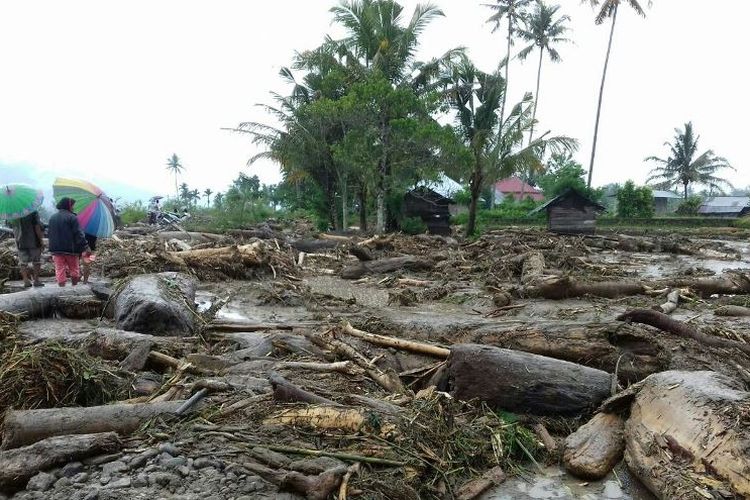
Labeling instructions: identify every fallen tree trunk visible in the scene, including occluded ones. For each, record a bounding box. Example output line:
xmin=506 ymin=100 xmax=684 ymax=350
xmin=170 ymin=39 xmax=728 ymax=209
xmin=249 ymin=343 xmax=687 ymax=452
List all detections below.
xmin=715 ymin=305 xmax=750 ymax=317
xmin=269 ymin=372 xmax=341 ymax=406
xmin=1 ymin=401 xmax=186 ymax=449
xmin=521 ymin=252 xmax=545 ymax=286
xmin=563 ymin=412 xmax=624 ymax=480
xmin=0 ymin=286 xmax=97 ymax=318
xmin=448 ymin=344 xmax=611 ymax=416
xmin=528 ymin=274 xmax=750 ymax=300
xmin=625 ymin=370 xmax=750 ymax=498
xmin=340 ymin=323 xmax=450 ymax=358
xmin=469 ymin=322 xmax=668 ymax=384
xmin=341 ymin=256 xmax=433 ymax=280
xmin=0 ymin=432 xmax=121 ymax=490
xmin=653 ymin=289 xmax=679 ymax=315
xmin=114 ymin=272 xmax=197 ymax=336
xmin=617 ymin=308 xmax=750 ymax=356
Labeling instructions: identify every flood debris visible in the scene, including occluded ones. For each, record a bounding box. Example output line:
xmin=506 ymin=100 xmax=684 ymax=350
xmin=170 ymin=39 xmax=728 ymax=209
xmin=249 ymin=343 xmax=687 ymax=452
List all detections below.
xmin=2 ymin=226 xmax=750 ymax=498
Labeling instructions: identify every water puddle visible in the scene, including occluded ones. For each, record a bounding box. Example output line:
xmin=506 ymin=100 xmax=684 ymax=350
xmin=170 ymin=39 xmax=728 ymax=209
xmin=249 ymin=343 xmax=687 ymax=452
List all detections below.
xmin=483 ymin=465 xmax=654 ymax=500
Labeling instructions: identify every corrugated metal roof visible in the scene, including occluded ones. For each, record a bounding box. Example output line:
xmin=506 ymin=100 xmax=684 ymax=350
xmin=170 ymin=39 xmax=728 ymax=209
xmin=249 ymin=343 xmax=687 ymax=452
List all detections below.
xmin=698 ymin=196 xmax=750 ymax=214
xmin=420 ymin=173 xmax=463 ymax=199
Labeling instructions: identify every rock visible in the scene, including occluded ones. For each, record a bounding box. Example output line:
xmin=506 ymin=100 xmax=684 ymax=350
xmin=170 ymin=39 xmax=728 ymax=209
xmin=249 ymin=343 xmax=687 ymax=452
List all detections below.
xmin=54 ymin=477 xmax=72 ymax=489
xmin=129 ymin=448 xmax=159 ymax=469
xmin=71 ymin=472 xmax=89 ymax=484
xmin=148 ymin=471 xmax=180 ymax=487
xmin=162 ymin=456 xmax=188 ymax=468
xmin=26 ymin=472 xmax=56 ymax=492
xmin=101 ymin=459 xmax=127 ymax=474
xmin=83 ymin=453 xmax=122 ymax=466
xmin=132 ymin=473 xmax=148 ymax=487
xmin=158 ymin=442 xmax=180 ymax=456
xmin=60 ymin=461 xmax=84 ymax=478
xmin=193 ymin=457 xmax=223 ymax=469
xmin=114 ymin=272 xmax=197 ymax=335
xmin=564 ymin=412 xmax=625 ymax=479
xmin=104 ymin=477 xmax=131 ymax=489
xmin=177 ymin=465 xmax=191 ymax=477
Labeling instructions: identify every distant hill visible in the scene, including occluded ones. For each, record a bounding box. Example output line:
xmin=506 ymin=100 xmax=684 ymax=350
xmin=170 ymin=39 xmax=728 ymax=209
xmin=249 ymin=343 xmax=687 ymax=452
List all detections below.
xmin=1 ymin=161 xmax=156 ymax=207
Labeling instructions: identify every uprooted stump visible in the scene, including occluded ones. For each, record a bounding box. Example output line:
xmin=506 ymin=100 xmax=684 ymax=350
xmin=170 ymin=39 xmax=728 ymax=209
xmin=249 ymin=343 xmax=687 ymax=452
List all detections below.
xmin=0 ymin=432 xmax=121 ymax=491
xmin=114 ymin=272 xmax=197 ymax=335
xmin=563 ymin=412 xmax=625 ymax=479
xmin=448 ymin=344 xmax=611 ymax=416
xmin=625 ymin=370 xmax=750 ymax=498
xmin=1 ymin=400 xmax=186 ymax=449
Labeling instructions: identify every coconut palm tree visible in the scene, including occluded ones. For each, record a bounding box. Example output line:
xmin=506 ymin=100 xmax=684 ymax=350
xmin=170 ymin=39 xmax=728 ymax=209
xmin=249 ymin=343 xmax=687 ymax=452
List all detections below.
xmin=204 ymin=188 xmax=213 ymax=207
xmin=165 ymin=154 xmax=184 ymax=196
xmin=485 ymin=0 xmax=532 ymax=125
xmin=646 ymin=122 xmax=734 ymax=200
xmin=441 ymin=55 xmax=577 ymax=236
xmin=517 ymin=1 xmax=570 ymax=144
xmin=585 ymin=0 xmax=651 ymax=188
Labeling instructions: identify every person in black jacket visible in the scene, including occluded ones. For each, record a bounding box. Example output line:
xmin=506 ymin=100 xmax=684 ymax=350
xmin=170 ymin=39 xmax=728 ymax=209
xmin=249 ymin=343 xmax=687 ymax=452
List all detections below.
xmin=48 ymin=197 xmax=90 ymax=286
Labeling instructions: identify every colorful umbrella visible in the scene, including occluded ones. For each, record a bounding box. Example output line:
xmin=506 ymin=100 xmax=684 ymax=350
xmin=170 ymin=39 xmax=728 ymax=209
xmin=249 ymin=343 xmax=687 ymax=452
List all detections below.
xmin=53 ymin=178 xmax=115 ymax=238
xmin=0 ymin=184 xmax=44 ymax=220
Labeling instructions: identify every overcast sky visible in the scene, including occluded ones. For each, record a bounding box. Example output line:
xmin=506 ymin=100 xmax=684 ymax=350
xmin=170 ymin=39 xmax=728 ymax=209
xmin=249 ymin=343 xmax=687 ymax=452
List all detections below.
xmin=0 ymin=0 xmax=747 ymax=201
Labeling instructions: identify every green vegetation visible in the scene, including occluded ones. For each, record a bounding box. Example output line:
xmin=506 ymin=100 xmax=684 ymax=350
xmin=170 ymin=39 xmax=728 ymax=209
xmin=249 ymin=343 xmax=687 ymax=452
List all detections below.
xmin=119 ymin=201 xmax=147 ymax=225
xmin=165 ymin=153 xmax=184 ymax=197
xmin=675 ymin=195 xmax=703 ymax=216
xmin=616 ymin=181 xmax=654 ymax=218
xmin=536 ymin=153 xmax=600 ymax=200
xmin=646 ymin=122 xmax=734 ymax=199
xmin=399 ymin=216 xmax=427 ymax=235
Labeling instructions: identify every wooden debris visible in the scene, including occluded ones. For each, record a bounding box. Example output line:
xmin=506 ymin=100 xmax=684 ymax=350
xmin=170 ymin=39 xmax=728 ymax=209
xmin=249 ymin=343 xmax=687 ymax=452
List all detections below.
xmin=563 ymin=412 xmax=625 ymax=479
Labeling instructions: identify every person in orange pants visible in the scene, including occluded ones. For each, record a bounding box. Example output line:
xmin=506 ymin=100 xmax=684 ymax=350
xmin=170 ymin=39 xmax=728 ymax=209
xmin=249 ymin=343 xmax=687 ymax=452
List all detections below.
xmin=47 ymin=197 xmax=90 ymax=287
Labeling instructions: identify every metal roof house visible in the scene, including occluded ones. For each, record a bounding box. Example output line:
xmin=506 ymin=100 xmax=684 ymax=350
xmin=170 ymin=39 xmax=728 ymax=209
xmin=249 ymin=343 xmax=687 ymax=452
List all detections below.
xmin=651 ymin=190 xmax=681 ymax=214
xmin=698 ymin=197 xmax=750 ymax=217
xmin=530 ymin=189 xmax=606 ymax=234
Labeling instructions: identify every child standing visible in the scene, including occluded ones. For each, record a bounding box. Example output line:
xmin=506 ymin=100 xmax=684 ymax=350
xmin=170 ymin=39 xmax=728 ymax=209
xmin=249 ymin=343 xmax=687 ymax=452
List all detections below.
xmin=48 ymin=197 xmax=90 ymax=286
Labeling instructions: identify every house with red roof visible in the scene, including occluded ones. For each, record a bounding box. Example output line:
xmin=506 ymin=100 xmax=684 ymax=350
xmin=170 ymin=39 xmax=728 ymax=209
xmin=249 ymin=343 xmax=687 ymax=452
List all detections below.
xmin=493 ymin=177 xmax=544 ymax=204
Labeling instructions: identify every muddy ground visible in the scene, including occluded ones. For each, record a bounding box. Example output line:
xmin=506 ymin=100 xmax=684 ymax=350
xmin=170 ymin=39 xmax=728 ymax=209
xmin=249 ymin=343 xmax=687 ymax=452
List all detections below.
xmin=2 ymin=224 xmax=750 ymax=499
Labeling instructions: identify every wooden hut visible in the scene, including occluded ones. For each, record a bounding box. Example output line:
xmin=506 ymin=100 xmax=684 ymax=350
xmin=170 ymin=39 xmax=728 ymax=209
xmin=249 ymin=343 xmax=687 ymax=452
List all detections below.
xmin=531 ymin=189 xmax=605 ymax=234
xmin=403 ymin=187 xmax=453 ymax=235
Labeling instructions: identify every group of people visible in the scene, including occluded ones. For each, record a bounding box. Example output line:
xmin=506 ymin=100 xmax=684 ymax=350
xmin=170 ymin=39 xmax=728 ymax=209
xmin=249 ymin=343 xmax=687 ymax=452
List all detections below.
xmin=11 ymin=197 xmax=97 ymax=288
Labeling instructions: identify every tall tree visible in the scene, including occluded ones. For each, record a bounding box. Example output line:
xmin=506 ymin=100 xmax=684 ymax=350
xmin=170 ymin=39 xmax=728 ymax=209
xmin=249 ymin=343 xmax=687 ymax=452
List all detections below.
xmin=517 ymin=1 xmax=570 ymax=144
xmin=441 ymin=55 xmax=577 ymax=236
xmin=330 ymin=0 xmax=454 ymax=232
xmin=203 ymin=188 xmax=213 ymax=207
xmin=646 ymin=122 xmax=734 ymax=200
xmin=165 ymin=154 xmax=184 ymax=196
xmin=485 ymin=0 xmax=532 ymax=126
xmin=585 ymin=0 xmax=650 ymax=188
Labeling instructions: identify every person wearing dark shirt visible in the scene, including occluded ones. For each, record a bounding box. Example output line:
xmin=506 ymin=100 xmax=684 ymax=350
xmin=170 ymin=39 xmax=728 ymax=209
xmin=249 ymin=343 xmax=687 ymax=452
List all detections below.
xmin=48 ymin=197 xmax=90 ymax=286
xmin=10 ymin=211 xmax=45 ymax=288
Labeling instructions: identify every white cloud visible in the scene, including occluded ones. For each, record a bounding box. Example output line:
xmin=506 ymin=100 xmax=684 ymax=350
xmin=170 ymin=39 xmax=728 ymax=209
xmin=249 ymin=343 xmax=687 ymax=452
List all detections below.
xmin=0 ymin=0 xmax=747 ymax=200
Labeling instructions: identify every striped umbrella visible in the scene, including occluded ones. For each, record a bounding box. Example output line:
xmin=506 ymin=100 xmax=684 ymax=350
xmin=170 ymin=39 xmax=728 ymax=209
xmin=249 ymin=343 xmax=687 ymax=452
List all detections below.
xmin=53 ymin=178 xmax=115 ymax=238
xmin=0 ymin=184 xmax=44 ymax=220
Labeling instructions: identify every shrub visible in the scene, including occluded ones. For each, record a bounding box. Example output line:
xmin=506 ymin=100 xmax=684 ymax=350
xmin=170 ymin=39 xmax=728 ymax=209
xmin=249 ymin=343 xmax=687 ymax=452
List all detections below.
xmin=119 ymin=201 xmax=147 ymax=225
xmin=675 ymin=196 xmax=703 ymax=216
xmin=616 ymin=181 xmax=654 ymax=218
xmin=400 ymin=216 xmax=428 ymax=235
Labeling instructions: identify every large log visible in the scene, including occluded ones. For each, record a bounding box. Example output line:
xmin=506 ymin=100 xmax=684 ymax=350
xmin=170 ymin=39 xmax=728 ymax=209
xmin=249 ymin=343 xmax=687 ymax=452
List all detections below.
xmin=341 ymin=256 xmax=433 ymax=280
xmin=114 ymin=272 xmax=196 ymax=335
xmin=0 ymin=286 xmax=96 ymax=318
xmin=625 ymin=371 xmax=750 ymax=499
xmin=469 ymin=322 xmax=667 ymax=384
xmin=563 ymin=412 xmax=625 ymax=479
xmin=1 ymin=401 xmax=185 ymax=449
xmin=0 ymin=432 xmax=121 ymax=490
xmin=447 ymin=344 xmax=611 ymax=416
